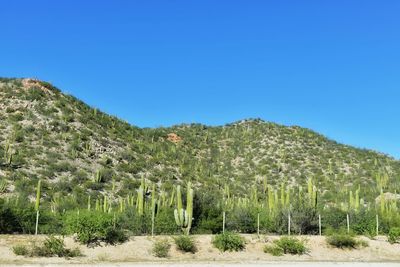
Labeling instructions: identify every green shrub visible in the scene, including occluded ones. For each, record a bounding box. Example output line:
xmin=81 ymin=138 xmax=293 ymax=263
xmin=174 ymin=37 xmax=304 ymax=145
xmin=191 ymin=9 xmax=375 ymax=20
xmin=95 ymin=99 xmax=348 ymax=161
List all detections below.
xmin=326 ymin=234 xmax=358 ymax=249
xmin=349 ymin=209 xmax=376 ymax=236
xmin=12 ymin=244 xmax=29 ymax=256
xmin=12 ymin=236 xmax=82 ymax=258
xmin=388 ymin=227 xmax=400 ymax=244
xmin=37 ymin=236 xmax=66 ymax=257
xmin=226 ymin=207 xmax=257 ymax=233
xmin=174 ymin=235 xmax=197 ymax=253
xmin=273 ymin=236 xmax=308 ymax=255
xmin=64 ymin=210 xmax=127 ymax=245
xmin=263 ymin=244 xmax=284 ymax=256
xmin=105 ymin=227 xmax=129 ymax=244
xmin=152 ymin=239 xmax=171 ymax=258
xmin=276 ymin=203 xmax=318 ymax=235
xmin=212 ymin=232 xmax=246 ymax=252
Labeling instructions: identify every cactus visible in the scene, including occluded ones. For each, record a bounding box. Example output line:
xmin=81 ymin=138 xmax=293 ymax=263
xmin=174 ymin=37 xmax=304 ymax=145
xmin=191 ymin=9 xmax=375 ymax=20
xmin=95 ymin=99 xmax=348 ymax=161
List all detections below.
xmin=4 ymin=142 xmax=13 ymax=166
xmin=103 ymin=195 xmax=110 ymax=213
xmin=349 ymin=191 xmax=354 ymax=210
xmin=285 ymin=188 xmax=290 ymax=207
xmin=112 ymin=177 xmax=116 ymax=193
xmin=267 ymin=185 xmax=274 ymax=213
xmin=280 ymin=183 xmax=285 ymax=208
xmin=251 ymin=185 xmax=258 ymax=208
xmin=151 ymin=184 xmax=156 ymax=236
xmin=119 ymin=197 xmax=125 ymax=213
xmin=136 ymin=184 xmax=144 ymax=216
xmin=95 ymin=199 xmax=100 ymax=211
xmin=307 ymin=178 xmax=317 ymax=207
xmin=0 ymin=179 xmax=8 ymax=193
xmin=380 ymin=189 xmax=385 ymax=214
xmin=174 ymin=182 xmax=194 ymax=235
xmin=355 ymin=188 xmax=360 ymax=211
xmin=263 ymin=177 xmax=268 ymax=194
xmin=93 ymin=169 xmax=102 ymax=183
xmin=307 ymin=177 xmax=313 ymax=204
xmin=298 ymin=186 xmax=303 ymax=203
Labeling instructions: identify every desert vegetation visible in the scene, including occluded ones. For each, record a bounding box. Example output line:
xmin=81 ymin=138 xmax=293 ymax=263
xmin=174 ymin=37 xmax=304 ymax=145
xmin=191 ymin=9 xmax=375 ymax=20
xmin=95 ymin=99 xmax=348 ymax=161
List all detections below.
xmin=12 ymin=236 xmax=81 ymax=258
xmin=0 ymin=78 xmax=400 ymax=261
xmin=264 ymin=236 xmax=308 ymax=256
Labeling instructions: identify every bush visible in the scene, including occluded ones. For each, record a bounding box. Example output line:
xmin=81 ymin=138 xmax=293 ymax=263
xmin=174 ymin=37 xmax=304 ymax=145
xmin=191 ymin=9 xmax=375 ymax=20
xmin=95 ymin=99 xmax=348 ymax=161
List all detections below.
xmin=12 ymin=244 xmax=29 ymax=256
xmin=326 ymin=234 xmax=358 ymax=249
xmin=349 ymin=209 xmax=376 ymax=236
xmin=321 ymin=208 xmax=347 ymax=231
xmin=12 ymin=236 xmax=82 ymax=258
xmin=174 ymin=235 xmax=197 ymax=253
xmin=276 ymin=202 xmax=318 ymax=235
xmin=263 ymin=244 xmax=284 ymax=256
xmin=212 ymin=232 xmax=246 ymax=252
xmin=226 ymin=207 xmax=257 ymax=233
xmin=0 ymin=200 xmax=22 ymax=234
xmin=388 ymin=227 xmax=400 ymax=244
xmin=269 ymin=236 xmax=308 ymax=255
xmin=64 ymin=210 xmax=127 ymax=245
xmin=36 ymin=236 xmax=66 ymax=257
xmin=152 ymin=239 xmax=171 ymax=258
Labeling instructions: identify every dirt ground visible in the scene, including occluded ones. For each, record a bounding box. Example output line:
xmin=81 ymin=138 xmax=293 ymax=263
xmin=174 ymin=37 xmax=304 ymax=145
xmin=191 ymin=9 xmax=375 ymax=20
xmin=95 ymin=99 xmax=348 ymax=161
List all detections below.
xmin=0 ymin=234 xmax=399 ymax=264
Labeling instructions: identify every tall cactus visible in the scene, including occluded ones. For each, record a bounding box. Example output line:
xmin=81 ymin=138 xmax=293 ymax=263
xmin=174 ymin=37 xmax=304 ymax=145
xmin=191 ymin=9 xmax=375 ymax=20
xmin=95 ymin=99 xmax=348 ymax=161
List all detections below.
xmin=267 ymin=185 xmax=274 ymax=214
xmin=93 ymin=169 xmax=102 ymax=183
xmin=4 ymin=141 xmax=13 ymax=166
xmin=136 ymin=183 xmax=145 ymax=216
xmin=174 ymin=182 xmax=194 ymax=235
xmin=151 ymin=184 xmax=156 ymax=236
xmin=307 ymin=178 xmax=317 ymax=207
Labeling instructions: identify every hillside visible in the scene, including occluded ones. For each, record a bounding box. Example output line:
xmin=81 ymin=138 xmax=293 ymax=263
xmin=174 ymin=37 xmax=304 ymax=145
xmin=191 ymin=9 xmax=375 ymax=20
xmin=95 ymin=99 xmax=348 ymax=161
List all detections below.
xmin=0 ymin=77 xmax=399 ymax=208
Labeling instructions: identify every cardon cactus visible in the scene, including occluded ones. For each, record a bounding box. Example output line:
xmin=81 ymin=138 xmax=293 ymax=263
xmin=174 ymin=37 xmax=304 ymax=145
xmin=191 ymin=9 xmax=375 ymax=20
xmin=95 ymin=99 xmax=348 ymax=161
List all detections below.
xmin=174 ymin=182 xmax=194 ymax=235
xmin=136 ymin=177 xmax=147 ymax=216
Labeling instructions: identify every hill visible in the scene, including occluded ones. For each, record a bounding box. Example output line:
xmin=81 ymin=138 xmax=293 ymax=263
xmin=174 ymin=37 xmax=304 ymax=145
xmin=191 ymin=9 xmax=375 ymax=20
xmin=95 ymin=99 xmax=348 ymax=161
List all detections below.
xmin=0 ymin=77 xmax=399 ymax=209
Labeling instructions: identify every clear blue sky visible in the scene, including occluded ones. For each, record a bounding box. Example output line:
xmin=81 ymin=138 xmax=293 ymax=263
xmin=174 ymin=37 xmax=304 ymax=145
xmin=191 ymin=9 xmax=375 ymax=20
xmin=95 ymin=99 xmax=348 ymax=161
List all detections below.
xmin=1 ymin=1 xmax=399 ymax=159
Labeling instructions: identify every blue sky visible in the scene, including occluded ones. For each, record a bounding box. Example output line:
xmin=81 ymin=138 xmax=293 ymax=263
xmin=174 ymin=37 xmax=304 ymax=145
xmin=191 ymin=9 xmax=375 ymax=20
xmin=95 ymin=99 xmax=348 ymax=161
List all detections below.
xmin=1 ymin=1 xmax=399 ymax=159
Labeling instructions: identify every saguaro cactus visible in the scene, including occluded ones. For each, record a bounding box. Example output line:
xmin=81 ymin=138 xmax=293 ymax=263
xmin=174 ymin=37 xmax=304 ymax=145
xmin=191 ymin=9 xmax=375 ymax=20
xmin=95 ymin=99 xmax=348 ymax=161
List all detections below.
xmin=4 ymin=142 xmax=13 ymax=166
xmin=151 ymin=184 xmax=156 ymax=237
xmin=136 ymin=178 xmax=145 ymax=216
xmin=174 ymin=182 xmax=194 ymax=235
xmin=307 ymin=178 xmax=317 ymax=207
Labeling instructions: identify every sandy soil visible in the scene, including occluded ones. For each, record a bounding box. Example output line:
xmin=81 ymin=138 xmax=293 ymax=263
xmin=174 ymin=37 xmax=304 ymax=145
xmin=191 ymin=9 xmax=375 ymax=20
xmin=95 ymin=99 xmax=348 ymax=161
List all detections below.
xmin=0 ymin=234 xmax=399 ymax=264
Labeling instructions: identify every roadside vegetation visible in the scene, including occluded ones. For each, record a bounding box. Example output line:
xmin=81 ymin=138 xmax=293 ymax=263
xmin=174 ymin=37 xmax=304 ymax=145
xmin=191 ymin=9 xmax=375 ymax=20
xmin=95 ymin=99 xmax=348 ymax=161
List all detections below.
xmin=1 ymin=78 xmax=400 ymax=258
xmin=152 ymin=238 xmax=171 ymax=258
xmin=12 ymin=236 xmax=82 ymax=258
xmin=212 ymin=232 xmax=246 ymax=252
xmin=264 ymin=236 xmax=308 ymax=256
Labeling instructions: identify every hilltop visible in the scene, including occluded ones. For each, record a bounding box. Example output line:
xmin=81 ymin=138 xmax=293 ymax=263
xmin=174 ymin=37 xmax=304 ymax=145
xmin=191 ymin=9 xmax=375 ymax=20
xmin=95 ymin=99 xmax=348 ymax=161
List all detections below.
xmin=0 ymin=77 xmax=399 ymax=206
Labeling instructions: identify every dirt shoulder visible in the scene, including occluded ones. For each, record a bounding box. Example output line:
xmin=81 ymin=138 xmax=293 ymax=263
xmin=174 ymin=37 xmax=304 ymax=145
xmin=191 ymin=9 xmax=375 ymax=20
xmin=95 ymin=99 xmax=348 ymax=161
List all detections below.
xmin=0 ymin=235 xmax=399 ymax=264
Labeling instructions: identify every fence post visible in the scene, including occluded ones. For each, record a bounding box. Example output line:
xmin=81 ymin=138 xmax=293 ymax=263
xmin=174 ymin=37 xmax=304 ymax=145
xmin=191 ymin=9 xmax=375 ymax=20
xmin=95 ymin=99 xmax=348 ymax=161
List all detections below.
xmin=35 ymin=210 xmax=39 ymax=235
xmin=346 ymin=214 xmax=350 ymax=234
xmin=257 ymin=213 xmax=260 ymax=238
xmin=223 ymin=211 xmax=226 ymax=234
xmin=288 ymin=212 xmax=291 ymax=236
xmin=376 ymin=214 xmax=379 ymax=236
xmin=319 ymin=214 xmax=322 ymax=236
